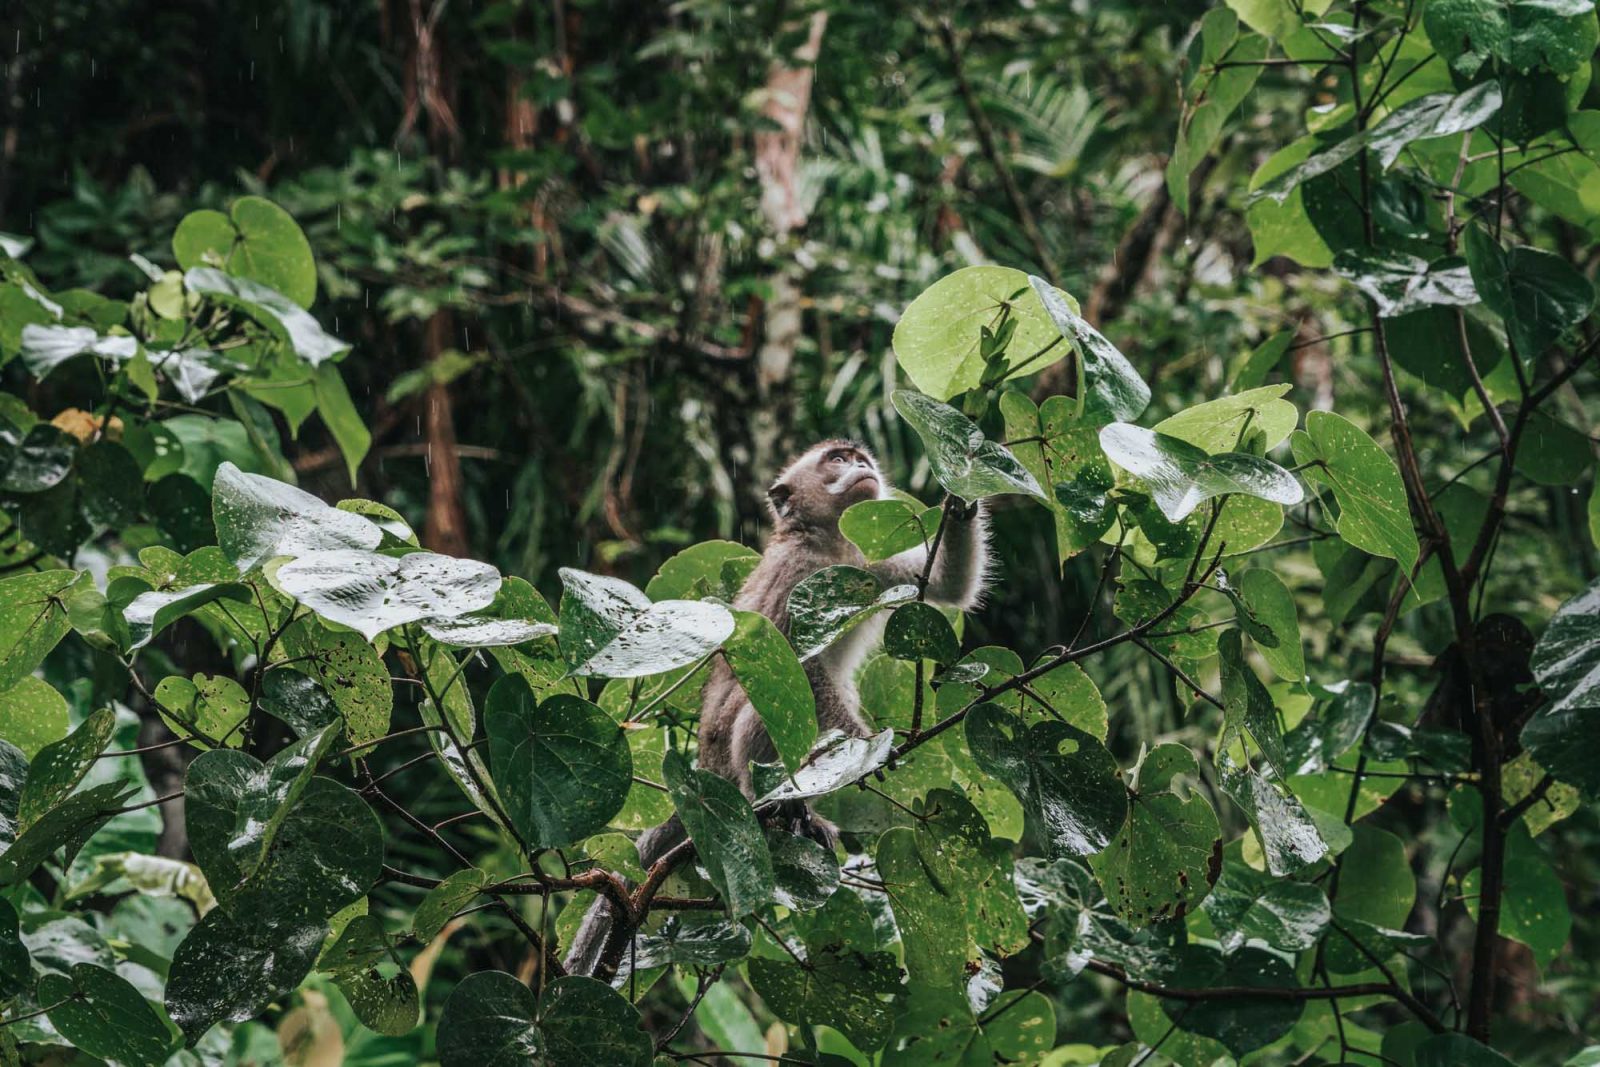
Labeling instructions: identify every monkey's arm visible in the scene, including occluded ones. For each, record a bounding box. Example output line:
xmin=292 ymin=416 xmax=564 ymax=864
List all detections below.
xmin=870 ymin=501 xmax=989 ymax=610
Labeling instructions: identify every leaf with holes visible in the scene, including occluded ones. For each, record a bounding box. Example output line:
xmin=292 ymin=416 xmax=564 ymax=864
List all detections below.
xmin=965 ymin=703 xmax=1126 ymax=859
xmin=557 ymin=567 xmax=734 ymax=677
xmin=787 ymin=565 xmax=915 ymax=661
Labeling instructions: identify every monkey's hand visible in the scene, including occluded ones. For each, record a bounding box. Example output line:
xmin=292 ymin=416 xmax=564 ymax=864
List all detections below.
xmin=774 ymin=799 xmax=840 ymax=852
xmin=950 ymin=496 xmax=981 ymax=521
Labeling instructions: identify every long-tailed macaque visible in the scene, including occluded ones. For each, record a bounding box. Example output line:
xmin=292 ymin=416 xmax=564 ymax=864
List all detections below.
xmin=564 ymin=439 xmax=991 ymax=976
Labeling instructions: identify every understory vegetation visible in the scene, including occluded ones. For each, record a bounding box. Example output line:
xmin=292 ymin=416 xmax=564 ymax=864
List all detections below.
xmin=1 ymin=0 xmax=1599 ymax=1064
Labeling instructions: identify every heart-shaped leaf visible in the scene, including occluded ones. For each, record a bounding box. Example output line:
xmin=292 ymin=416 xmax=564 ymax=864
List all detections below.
xmin=185 ymin=749 xmax=379 ymax=919
xmin=173 ymin=197 xmax=317 ymax=308
xmin=39 ymin=963 xmax=176 ymax=1066
xmin=275 ymin=548 xmax=501 ymax=641
xmin=1089 ymin=743 xmax=1221 ymax=925
xmin=185 ymin=723 xmax=341 ymax=886
xmin=212 ymin=462 xmax=382 ymax=572
xmin=557 ymin=568 xmax=735 ymax=677
xmin=1029 ymin=275 xmax=1151 ymax=423
xmin=757 ymin=729 xmax=896 ymax=805
xmin=663 ymin=750 xmax=773 ymax=917
xmin=436 ymin=972 xmax=652 ymax=1067
xmin=965 ymin=704 xmax=1127 ymax=858
xmin=884 ymin=601 xmax=960 ymax=664
xmin=165 ymin=906 xmax=326 ymax=1044
xmin=839 ymin=498 xmax=942 ymax=562
xmin=892 ymin=389 xmax=1047 ymax=501
xmin=1291 ymin=411 xmax=1419 ymax=576
xmin=184 ymin=267 xmax=349 ymax=365
xmin=787 ymin=565 xmax=916 ymax=661
xmin=0 ymin=570 xmax=79 ymax=691
xmin=484 ymin=677 xmax=631 ymax=848
xmin=891 ymin=265 xmax=1067 ymax=400
xmin=1154 ymin=385 xmax=1299 ymax=454
xmin=1099 ymin=422 xmax=1303 ymax=522
xmin=722 ymin=609 xmax=816 ymax=773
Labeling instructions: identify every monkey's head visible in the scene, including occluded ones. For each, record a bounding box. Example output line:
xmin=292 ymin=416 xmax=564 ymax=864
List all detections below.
xmin=766 ymin=439 xmax=885 ymax=534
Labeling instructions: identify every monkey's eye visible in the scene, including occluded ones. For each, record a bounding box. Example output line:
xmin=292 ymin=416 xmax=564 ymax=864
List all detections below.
xmin=829 ymin=453 xmax=848 ymax=464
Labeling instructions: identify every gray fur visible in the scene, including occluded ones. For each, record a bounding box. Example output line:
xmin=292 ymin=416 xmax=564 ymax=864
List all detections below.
xmin=563 ymin=440 xmax=991 ymax=976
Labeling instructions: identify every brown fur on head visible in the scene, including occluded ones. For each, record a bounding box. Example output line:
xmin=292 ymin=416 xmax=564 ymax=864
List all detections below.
xmin=766 ymin=439 xmax=885 ymax=535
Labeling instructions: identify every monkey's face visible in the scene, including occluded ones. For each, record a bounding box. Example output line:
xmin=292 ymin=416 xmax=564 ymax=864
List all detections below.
xmin=768 ymin=440 xmax=884 ymax=530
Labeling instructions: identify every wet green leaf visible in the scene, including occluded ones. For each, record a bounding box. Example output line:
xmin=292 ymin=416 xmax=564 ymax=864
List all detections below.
xmin=768 ymin=829 xmax=840 ymax=910
xmin=185 ymin=723 xmax=342 ymax=889
xmin=280 ymin=615 xmax=391 ymax=746
xmin=1029 ymin=275 xmax=1151 ymax=422
xmin=1467 ymin=227 xmax=1595 ymax=363
xmin=632 ymin=915 xmax=752 ymax=970
xmin=485 ymin=678 xmax=631 ymax=848
xmin=0 ymin=780 xmax=137 ymax=885
xmin=1235 ymin=569 xmax=1304 ymax=680
xmin=413 ymin=868 xmax=489 ymax=942
xmin=1425 ymin=0 xmax=1599 ymax=77
xmin=966 ymin=703 xmax=1126 ymax=858
xmin=663 ymin=749 xmax=772 ymax=917
xmin=999 ymin=390 xmax=1116 ymax=563
xmin=755 ymin=728 xmax=895 ymax=804
xmin=1293 ymin=411 xmax=1419 ymax=575
xmin=185 ymin=267 xmax=348 ymax=365
xmin=436 ymin=972 xmax=652 ymax=1067
xmin=165 ymin=905 xmax=326 ymax=1044
xmin=891 ymin=266 xmax=1067 ymax=400
xmin=787 ymin=564 xmax=915 ymax=661
xmin=839 ymin=498 xmax=941 ymax=562
xmin=1154 ymin=385 xmax=1298 ymax=454
xmin=0 ymin=675 xmax=68 ymax=758
xmin=884 ymin=601 xmax=959 ymax=664
xmin=877 ymin=826 xmax=970 ymax=992
xmin=212 ymin=462 xmax=381 ymax=571
xmin=1161 ymin=945 xmax=1304 ymax=1053
xmin=892 ymin=390 xmax=1047 ymax=501
xmin=558 ymin=567 xmax=734 ymax=678
xmin=644 ymin=540 xmax=760 ymax=601
xmin=153 ymin=673 xmax=250 ymax=748
xmin=723 ymin=608 xmax=816 ymax=772
xmin=18 ymin=706 xmax=115 ymax=828
xmin=173 ymin=197 xmax=317 ymax=308
xmin=39 ymin=962 xmax=176 ymax=1066
xmin=0 ymin=570 xmax=78 ymax=690
xmin=1202 ymin=864 xmax=1331 ymax=954
xmin=321 ymin=914 xmax=420 ymax=1035
xmin=275 ymin=547 xmax=501 ymax=641
xmin=1090 ymin=744 xmax=1221 ymax=925
xmin=1100 ymin=422 xmax=1302 ymax=522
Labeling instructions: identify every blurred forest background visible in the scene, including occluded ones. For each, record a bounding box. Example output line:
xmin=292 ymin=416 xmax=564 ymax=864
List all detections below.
xmin=4 ymin=0 xmax=1598 ymax=1059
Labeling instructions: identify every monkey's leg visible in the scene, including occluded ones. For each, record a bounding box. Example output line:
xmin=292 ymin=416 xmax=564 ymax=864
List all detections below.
xmin=561 ymin=815 xmax=686 ymax=977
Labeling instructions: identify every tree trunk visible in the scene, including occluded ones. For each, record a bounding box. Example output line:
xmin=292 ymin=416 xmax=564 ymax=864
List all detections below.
xmin=748 ymin=13 xmax=827 ymax=492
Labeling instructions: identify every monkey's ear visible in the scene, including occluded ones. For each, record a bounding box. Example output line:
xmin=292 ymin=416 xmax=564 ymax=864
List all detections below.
xmin=767 ymin=481 xmax=794 ymax=520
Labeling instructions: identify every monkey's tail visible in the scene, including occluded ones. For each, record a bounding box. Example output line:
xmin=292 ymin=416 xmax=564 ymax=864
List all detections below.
xmin=562 ymin=815 xmax=687 ymax=977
